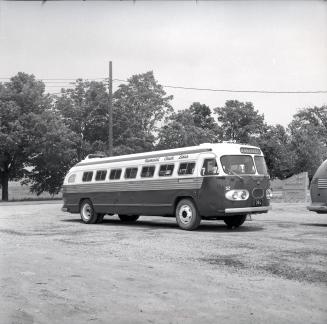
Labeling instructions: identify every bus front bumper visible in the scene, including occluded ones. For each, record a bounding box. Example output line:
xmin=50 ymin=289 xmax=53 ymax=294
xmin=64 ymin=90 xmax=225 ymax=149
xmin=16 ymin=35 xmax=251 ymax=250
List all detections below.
xmin=307 ymin=203 xmax=327 ymax=213
xmin=225 ymin=206 xmax=272 ymax=214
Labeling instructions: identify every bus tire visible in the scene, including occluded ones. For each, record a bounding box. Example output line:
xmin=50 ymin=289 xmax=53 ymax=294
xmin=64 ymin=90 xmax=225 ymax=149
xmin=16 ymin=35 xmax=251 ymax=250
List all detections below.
xmin=118 ymin=215 xmax=140 ymax=222
xmin=175 ymin=199 xmax=201 ymax=231
xmin=224 ymin=215 xmax=247 ymax=229
xmin=80 ymin=199 xmax=98 ymax=224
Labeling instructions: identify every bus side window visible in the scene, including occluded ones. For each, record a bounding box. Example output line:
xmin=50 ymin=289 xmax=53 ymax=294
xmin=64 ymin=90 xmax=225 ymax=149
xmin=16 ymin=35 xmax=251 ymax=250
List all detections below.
xmin=201 ymin=159 xmax=218 ymax=176
xmin=68 ymin=174 xmax=76 ymax=183
xmin=141 ymin=166 xmax=155 ymax=178
xmin=178 ymin=162 xmax=195 ymax=175
xmin=125 ymin=167 xmax=138 ymax=179
xmin=95 ymin=170 xmax=107 ymax=181
xmin=109 ymin=169 xmax=122 ymax=180
xmin=82 ymin=171 xmax=93 ymax=182
xmin=159 ymin=164 xmax=174 ymax=177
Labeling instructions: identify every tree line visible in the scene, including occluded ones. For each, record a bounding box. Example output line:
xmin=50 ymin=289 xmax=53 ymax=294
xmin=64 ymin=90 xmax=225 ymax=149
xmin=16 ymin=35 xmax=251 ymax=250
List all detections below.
xmin=0 ymin=72 xmax=326 ymax=201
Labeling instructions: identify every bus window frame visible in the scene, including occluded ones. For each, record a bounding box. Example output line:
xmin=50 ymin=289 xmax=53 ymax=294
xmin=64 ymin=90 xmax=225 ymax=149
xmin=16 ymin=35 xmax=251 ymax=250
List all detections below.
xmin=178 ymin=161 xmax=196 ymax=176
xmin=220 ymin=154 xmax=256 ymax=175
xmin=109 ymin=168 xmax=122 ymax=181
xmin=200 ymin=158 xmax=219 ymax=177
xmin=254 ymin=155 xmax=268 ymax=175
xmin=82 ymin=171 xmax=94 ymax=182
xmin=158 ymin=163 xmax=175 ymax=177
xmin=124 ymin=167 xmax=139 ymax=180
xmin=141 ymin=165 xmax=156 ymax=178
xmin=68 ymin=173 xmax=77 ymax=184
xmin=95 ymin=170 xmax=107 ymax=182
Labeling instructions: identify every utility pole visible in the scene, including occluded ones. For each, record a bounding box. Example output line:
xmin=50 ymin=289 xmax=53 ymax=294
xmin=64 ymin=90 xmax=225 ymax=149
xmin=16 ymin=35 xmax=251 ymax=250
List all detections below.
xmin=108 ymin=61 xmax=113 ymax=156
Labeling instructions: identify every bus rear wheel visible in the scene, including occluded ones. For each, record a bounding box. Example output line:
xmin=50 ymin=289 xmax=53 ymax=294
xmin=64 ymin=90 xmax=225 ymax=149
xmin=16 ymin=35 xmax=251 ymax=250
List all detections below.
xmin=80 ymin=199 xmax=99 ymax=224
xmin=175 ymin=199 xmax=201 ymax=231
xmin=224 ymin=215 xmax=247 ymax=229
xmin=118 ymin=215 xmax=140 ymax=222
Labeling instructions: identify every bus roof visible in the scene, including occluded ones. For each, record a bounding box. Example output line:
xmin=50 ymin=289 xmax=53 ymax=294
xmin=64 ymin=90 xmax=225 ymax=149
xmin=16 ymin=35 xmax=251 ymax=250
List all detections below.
xmin=312 ymin=159 xmax=327 ymax=179
xmin=76 ymin=143 xmax=262 ymax=168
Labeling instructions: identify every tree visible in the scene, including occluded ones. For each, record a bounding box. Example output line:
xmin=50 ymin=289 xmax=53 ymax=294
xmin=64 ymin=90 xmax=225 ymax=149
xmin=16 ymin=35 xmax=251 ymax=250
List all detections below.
xmin=289 ymin=106 xmax=327 ymax=144
xmin=189 ymin=102 xmax=218 ymax=131
xmin=289 ymin=127 xmax=326 ymax=180
xmin=288 ymin=106 xmax=327 ymax=179
xmin=214 ymin=100 xmax=265 ymax=143
xmin=0 ymin=73 xmax=50 ymax=201
xmin=113 ymin=71 xmax=173 ymax=154
xmin=0 ymin=72 xmax=79 ymax=200
xmin=21 ymin=110 xmax=78 ymax=195
xmin=157 ymin=103 xmax=220 ymax=150
xmin=255 ymin=125 xmax=295 ymax=179
xmin=55 ymin=79 xmax=109 ymax=160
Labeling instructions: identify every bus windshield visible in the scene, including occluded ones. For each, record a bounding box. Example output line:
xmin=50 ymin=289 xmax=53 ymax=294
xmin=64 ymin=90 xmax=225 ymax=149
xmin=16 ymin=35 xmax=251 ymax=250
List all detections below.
xmin=220 ymin=155 xmax=256 ymax=175
xmin=254 ymin=156 xmax=268 ymax=175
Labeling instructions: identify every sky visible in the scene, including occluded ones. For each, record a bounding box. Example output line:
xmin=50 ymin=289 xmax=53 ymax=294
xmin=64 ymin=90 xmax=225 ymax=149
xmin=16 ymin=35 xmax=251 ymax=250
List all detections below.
xmin=0 ymin=0 xmax=327 ymax=127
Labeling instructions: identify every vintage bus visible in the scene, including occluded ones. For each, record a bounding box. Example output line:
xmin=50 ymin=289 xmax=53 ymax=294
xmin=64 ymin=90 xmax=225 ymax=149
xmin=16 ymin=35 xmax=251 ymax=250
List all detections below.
xmin=307 ymin=160 xmax=327 ymax=213
xmin=61 ymin=143 xmax=272 ymax=230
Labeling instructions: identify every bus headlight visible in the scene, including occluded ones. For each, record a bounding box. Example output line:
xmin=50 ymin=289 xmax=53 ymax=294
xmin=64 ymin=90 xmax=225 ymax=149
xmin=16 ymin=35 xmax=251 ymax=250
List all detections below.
xmin=266 ymin=189 xmax=273 ymax=200
xmin=225 ymin=190 xmax=249 ymax=201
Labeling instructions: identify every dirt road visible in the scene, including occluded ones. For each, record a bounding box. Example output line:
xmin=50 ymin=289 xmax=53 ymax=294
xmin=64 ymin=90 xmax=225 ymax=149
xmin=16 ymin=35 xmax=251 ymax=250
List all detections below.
xmin=0 ymin=202 xmax=326 ymax=324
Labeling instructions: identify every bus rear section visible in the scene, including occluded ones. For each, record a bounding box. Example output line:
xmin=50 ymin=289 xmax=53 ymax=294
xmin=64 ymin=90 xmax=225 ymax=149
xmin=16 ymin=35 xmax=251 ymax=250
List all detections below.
xmin=308 ymin=160 xmax=327 ymax=213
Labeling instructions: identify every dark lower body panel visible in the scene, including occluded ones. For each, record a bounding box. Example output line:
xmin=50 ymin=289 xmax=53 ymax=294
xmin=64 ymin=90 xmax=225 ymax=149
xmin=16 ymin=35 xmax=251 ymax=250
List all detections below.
xmin=62 ymin=189 xmax=270 ymax=217
xmin=63 ymin=189 xmax=197 ymax=216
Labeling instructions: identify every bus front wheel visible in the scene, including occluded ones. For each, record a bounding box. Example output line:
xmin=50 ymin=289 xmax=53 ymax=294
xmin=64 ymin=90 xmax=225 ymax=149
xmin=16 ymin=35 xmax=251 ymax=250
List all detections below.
xmin=175 ymin=199 xmax=201 ymax=231
xmin=224 ymin=215 xmax=247 ymax=229
xmin=118 ymin=215 xmax=140 ymax=222
xmin=80 ymin=199 xmax=99 ymax=224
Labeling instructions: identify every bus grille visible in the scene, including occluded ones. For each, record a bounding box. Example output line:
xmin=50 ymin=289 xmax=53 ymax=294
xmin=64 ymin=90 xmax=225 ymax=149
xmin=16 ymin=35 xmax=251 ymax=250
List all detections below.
xmin=252 ymin=188 xmax=264 ymax=198
xmin=318 ymin=179 xmax=327 ymax=189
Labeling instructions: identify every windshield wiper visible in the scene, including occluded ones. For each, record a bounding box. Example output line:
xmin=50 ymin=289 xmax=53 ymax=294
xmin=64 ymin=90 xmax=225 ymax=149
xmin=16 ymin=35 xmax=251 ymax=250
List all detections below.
xmin=226 ymin=168 xmax=243 ymax=180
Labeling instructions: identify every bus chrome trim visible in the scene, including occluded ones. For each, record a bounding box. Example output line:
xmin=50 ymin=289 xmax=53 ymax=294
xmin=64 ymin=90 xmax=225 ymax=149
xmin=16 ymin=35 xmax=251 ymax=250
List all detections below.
xmin=95 ymin=203 xmax=172 ymax=207
xmin=318 ymin=178 xmax=327 ymax=189
xmin=225 ymin=206 xmax=271 ymax=213
xmin=63 ymin=178 xmax=203 ymax=193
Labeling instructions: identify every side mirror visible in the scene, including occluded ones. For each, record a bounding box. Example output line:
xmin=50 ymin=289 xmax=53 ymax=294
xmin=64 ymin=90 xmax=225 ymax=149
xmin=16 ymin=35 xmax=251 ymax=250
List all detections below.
xmin=201 ymin=168 xmax=206 ymax=176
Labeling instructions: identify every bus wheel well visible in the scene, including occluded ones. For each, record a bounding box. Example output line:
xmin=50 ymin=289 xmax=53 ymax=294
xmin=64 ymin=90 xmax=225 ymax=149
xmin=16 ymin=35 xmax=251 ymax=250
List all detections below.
xmin=174 ymin=196 xmax=197 ymax=212
xmin=79 ymin=198 xmax=90 ymax=211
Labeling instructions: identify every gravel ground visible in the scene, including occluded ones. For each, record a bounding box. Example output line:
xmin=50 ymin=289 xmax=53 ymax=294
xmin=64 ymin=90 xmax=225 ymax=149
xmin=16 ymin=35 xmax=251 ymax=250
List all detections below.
xmin=0 ymin=202 xmax=326 ymax=324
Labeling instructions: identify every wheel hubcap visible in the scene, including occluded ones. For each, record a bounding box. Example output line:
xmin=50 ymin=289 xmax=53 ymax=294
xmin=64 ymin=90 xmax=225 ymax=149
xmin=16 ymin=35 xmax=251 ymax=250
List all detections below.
xmin=178 ymin=205 xmax=193 ymax=224
xmin=82 ymin=204 xmax=92 ymax=221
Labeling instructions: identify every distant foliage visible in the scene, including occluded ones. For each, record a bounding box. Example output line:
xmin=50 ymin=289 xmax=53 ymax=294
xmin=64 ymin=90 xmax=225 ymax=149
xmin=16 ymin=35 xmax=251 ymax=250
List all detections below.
xmin=214 ymin=100 xmax=265 ymax=143
xmin=55 ymin=79 xmax=109 ymax=160
xmin=255 ymin=125 xmax=295 ymax=179
xmin=0 ymin=73 xmax=77 ymax=200
xmin=157 ymin=103 xmax=220 ymax=150
xmin=22 ymin=110 xmax=78 ymax=195
xmin=0 ymin=73 xmax=49 ymax=200
xmin=1 ymin=71 xmax=326 ymax=200
xmin=113 ymin=71 xmax=173 ymax=153
xmin=288 ymin=106 xmax=327 ymax=179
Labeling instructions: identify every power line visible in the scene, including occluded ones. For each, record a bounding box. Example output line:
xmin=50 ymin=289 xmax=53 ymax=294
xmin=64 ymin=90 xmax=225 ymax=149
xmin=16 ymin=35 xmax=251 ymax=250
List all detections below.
xmin=1 ymin=76 xmax=327 ymax=94
xmin=0 ymin=77 xmax=106 ymax=81
xmin=113 ymin=78 xmax=327 ymax=94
